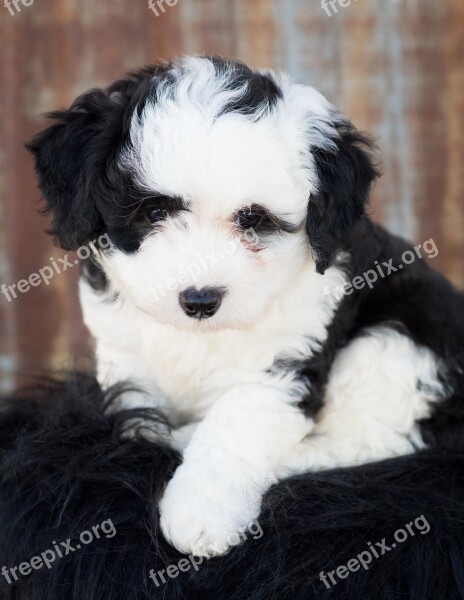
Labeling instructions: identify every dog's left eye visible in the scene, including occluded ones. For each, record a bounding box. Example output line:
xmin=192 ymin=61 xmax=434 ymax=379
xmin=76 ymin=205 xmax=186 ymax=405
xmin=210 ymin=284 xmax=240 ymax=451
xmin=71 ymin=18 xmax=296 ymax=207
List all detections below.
xmin=147 ymin=208 xmax=169 ymax=224
xmin=236 ymin=208 xmax=263 ymax=229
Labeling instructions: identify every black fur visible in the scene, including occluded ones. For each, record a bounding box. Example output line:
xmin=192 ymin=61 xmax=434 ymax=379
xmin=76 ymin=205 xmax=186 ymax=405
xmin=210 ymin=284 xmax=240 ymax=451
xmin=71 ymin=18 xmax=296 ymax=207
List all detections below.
xmin=307 ymin=118 xmax=380 ymax=274
xmin=22 ymin=59 xmax=464 ymax=599
xmin=209 ymin=56 xmax=283 ymax=116
xmin=81 ymin=256 xmax=110 ymax=294
xmin=0 ymin=374 xmax=463 ymax=600
xmin=26 ymin=64 xmax=165 ymax=251
xmin=27 ymin=57 xmax=284 ymax=255
xmin=284 ymin=222 xmax=464 ymax=448
xmin=28 ymin=57 xmax=377 ymax=263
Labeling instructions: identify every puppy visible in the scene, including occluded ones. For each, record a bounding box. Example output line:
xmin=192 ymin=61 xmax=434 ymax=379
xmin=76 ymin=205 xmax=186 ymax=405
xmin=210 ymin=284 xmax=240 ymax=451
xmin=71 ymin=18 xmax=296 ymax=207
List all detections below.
xmin=28 ymin=56 xmax=464 ymax=557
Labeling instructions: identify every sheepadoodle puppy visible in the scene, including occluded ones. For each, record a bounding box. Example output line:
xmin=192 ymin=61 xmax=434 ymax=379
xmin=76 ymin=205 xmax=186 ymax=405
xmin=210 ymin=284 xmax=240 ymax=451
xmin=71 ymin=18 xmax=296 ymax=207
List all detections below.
xmin=28 ymin=56 xmax=464 ymax=557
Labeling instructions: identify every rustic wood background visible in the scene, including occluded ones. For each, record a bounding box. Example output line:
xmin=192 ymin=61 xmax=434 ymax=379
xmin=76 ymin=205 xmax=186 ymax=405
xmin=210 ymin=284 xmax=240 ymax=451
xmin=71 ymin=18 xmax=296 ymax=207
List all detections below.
xmin=0 ymin=0 xmax=463 ymax=391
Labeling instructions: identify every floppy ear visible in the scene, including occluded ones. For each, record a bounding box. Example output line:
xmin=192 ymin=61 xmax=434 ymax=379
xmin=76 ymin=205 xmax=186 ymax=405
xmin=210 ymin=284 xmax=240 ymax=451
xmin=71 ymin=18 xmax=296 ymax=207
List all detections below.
xmin=27 ymin=66 xmax=166 ymax=250
xmin=306 ymin=117 xmax=380 ymax=274
xmin=27 ymin=90 xmax=116 ymax=250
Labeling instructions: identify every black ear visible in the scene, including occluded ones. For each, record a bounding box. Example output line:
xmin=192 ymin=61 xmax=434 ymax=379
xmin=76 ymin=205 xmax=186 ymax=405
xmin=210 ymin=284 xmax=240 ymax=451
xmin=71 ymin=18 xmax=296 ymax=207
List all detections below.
xmin=27 ymin=65 xmax=167 ymax=250
xmin=27 ymin=90 xmax=116 ymax=250
xmin=306 ymin=117 xmax=380 ymax=274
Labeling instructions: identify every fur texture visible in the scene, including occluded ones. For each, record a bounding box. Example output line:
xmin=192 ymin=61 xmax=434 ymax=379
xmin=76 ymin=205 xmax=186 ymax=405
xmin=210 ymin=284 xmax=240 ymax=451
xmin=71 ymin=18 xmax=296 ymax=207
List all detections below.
xmin=0 ymin=375 xmax=463 ymax=600
xmin=27 ymin=56 xmax=464 ymax=557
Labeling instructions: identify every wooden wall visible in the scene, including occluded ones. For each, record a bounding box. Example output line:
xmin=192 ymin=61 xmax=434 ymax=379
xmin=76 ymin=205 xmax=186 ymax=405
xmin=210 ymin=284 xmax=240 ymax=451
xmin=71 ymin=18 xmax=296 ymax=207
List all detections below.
xmin=0 ymin=0 xmax=463 ymax=390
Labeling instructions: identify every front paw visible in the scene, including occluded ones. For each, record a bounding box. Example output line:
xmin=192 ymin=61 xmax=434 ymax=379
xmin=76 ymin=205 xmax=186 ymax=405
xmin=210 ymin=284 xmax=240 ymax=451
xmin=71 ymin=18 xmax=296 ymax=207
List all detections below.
xmin=159 ymin=460 xmax=267 ymax=557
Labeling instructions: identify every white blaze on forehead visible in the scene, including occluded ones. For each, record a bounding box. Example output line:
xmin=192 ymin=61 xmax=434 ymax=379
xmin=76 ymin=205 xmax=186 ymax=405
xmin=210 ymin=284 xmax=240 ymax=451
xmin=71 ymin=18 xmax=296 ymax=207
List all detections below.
xmin=119 ymin=57 xmax=339 ymax=222
xmin=125 ymin=109 xmax=308 ymax=219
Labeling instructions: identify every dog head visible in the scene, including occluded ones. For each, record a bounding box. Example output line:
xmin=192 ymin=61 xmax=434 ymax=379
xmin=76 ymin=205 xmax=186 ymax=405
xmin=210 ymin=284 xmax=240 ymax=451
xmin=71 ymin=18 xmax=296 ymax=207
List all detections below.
xmin=29 ymin=56 xmax=379 ymax=331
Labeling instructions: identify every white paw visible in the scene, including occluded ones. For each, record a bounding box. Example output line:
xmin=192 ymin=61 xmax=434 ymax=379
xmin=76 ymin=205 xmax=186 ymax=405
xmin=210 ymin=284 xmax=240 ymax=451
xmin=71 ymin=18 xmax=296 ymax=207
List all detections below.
xmin=159 ymin=460 xmax=267 ymax=557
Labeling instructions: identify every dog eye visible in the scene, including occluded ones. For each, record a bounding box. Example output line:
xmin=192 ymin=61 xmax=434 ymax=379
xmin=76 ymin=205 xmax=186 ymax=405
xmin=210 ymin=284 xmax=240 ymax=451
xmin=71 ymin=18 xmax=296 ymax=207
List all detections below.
xmin=236 ymin=208 xmax=263 ymax=229
xmin=147 ymin=208 xmax=169 ymax=224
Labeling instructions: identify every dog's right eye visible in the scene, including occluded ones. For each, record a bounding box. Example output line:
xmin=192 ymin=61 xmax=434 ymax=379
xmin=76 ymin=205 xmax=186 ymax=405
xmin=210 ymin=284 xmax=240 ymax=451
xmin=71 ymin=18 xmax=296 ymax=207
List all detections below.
xmin=236 ymin=208 xmax=264 ymax=230
xmin=147 ymin=208 xmax=169 ymax=224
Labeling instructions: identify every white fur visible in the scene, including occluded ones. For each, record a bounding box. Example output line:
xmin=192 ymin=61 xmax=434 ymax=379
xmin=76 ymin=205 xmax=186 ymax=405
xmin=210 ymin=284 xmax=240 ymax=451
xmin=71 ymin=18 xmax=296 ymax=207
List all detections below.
xmin=83 ymin=277 xmax=445 ymax=555
xmin=79 ymin=57 xmax=445 ymax=556
xmin=80 ymin=260 xmax=345 ymax=419
xmin=159 ymin=384 xmax=312 ymax=556
xmin=279 ymin=327 xmax=445 ymax=477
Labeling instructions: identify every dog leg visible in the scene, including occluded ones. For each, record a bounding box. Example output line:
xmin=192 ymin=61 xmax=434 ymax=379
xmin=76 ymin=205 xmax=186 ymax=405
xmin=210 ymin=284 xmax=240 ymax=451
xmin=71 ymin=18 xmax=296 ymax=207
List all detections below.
xmin=159 ymin=383 xmax=313 ymax=556
xmin=278 ymin=327 xmax=445 ymax=477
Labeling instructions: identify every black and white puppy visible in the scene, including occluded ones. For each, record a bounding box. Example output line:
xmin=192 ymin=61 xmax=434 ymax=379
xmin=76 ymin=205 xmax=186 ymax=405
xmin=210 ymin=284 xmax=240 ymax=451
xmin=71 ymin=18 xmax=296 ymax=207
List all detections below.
xmin=29 ymin=56 xmax=464 ymax=557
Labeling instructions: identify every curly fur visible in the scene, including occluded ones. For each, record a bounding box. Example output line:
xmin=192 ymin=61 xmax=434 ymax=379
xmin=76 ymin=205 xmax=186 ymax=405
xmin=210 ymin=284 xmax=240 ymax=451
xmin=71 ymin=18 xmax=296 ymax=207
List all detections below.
xmin=0 ymin=374 xmax=463 ymax=599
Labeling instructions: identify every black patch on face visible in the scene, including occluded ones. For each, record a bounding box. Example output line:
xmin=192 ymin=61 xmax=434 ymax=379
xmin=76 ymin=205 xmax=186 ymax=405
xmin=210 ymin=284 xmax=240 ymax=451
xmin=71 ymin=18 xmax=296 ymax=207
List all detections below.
xmin=27 ymin=64 xmax=172 ymax=250
xmin=235 ymin=204 xmax=299 ymax=237
xmin=96 ymin=169 xmax=189 ymax=253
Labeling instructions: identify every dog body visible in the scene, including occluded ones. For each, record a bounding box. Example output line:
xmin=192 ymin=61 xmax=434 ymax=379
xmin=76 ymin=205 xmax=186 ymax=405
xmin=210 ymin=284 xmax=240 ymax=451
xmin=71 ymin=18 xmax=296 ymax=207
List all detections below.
xmin=29 ymin=56 xmax=464 ymax=557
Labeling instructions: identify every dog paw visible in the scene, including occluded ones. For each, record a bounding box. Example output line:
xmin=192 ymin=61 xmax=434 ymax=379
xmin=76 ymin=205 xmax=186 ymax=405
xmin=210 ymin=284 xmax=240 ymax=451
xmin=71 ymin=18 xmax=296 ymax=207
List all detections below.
xmin=159 ymin=460 xmax=265 ymax=557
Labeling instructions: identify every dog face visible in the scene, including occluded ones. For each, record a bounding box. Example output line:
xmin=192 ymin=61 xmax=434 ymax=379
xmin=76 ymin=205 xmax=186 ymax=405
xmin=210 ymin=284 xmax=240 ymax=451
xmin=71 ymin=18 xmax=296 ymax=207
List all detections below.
xmin=29 ymin=57 xmax=378 ymax=331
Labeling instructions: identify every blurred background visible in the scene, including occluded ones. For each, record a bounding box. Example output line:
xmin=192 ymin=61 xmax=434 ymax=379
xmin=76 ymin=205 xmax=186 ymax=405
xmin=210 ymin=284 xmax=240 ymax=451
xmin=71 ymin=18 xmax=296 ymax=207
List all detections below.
xmin=0 ymin=0 xmax=463 ymax=391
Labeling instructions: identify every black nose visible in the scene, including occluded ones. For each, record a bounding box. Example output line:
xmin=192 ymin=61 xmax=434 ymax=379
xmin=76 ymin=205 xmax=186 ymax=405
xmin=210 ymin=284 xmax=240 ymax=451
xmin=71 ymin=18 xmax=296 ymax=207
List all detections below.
xmin=179 ymin=287 xmax=225 ymax=319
